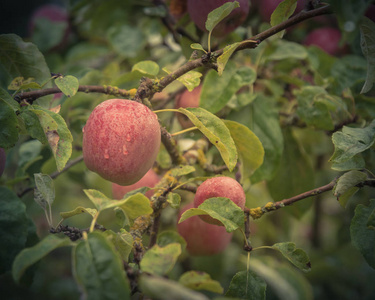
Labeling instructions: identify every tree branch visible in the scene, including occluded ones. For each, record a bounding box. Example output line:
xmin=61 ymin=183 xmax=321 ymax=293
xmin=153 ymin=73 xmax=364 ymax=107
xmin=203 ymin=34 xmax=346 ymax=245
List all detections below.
xmin=247 ymin=179 xmax=338 ymax=219
xmin=15 ymin=85 xmax=133 ymax=103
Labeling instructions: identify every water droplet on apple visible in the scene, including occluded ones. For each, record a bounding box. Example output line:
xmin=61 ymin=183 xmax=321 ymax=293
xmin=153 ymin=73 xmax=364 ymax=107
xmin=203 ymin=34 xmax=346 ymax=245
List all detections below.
xmin=104 ymin=149 xmax=109 ymax=159
xmin=126 ymin=133 xmax=131 ymax=142
xmin=123 ymin=145 xmax=128 ymax=155
xmin=82 ymin=127 xmax=85 ymax=133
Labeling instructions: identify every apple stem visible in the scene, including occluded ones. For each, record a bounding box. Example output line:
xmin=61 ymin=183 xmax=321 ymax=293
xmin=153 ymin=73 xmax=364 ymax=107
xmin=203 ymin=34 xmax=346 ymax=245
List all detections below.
xmin=171 ymin=127 xmax=198 ymax=137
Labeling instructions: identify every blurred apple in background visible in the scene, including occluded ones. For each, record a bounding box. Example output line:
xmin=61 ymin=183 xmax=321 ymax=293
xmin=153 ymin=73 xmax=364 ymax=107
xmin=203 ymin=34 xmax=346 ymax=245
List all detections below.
xmin=303 ymin=27 xmax=344 ymax=55
xmin=175 ymin=86 xmax=201 ymax=129
xmin=177 ymin=202 xmax=233 ymax=256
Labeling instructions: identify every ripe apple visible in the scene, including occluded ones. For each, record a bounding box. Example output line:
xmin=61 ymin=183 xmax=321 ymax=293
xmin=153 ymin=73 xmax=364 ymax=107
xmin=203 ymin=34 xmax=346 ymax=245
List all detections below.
xmin=303 ymin=27 xmax=343 ymax=55
xmin=0 ymin=148 xmax=6 ymax=177
xmin=82 ymin=99 xmax=161 ymax=186
xmin=194 ymin=176 xmax=246 ymax=225
xmin=112 ymin=168 xmax=160 ymax=199
xmin=257 ymin=0 xmax=305 ymax=22
xmin=187 ymin=0 xmax=250 ymax=36
xmin=175 ymin=86 xmax=202 ymax=129
xmin=177 ymin=202 xmax=233 ymax=255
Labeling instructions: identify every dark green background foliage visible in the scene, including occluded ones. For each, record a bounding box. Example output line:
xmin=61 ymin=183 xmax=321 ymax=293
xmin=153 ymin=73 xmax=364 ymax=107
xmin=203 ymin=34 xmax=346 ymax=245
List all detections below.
xmin=1 ymin=0 xmax=375 ymax=299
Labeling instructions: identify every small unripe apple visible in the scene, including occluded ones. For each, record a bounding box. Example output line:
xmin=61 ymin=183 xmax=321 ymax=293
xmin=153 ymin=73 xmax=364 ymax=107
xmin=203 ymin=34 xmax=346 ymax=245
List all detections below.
xmin=194 ymin=176 xmax=246 ymax=225
xmin=187 ymin=0 xmax=250 ymax=36
xmin=257 ymin=0 xmax=305 ymax=22
xmin=177 ymin=202 xmax=233 ymax=255
xmin=0 ymin=148 xmax=6 ymax=177
xmin=112 ymin=169 xmax=160 ymax=199
xmin=175 ymin=86 xmax=201 ymax=129
xmin=82 ymin=99 xmax=161 ymax=186
xmin=303 ymin=27 xmax=343 ymax=55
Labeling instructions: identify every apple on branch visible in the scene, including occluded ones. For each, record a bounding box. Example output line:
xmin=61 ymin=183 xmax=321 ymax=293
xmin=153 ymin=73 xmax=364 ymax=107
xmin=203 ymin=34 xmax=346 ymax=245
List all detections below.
xmin=82 ymin=99 xmax=161 ymax=186
xmin=194 ymin=176 xmax=246 ymax=225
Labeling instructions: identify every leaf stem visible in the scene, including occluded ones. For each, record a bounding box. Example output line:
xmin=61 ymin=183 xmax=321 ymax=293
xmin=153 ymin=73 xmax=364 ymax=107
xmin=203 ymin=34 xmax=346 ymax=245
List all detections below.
xmin=89 ymin=212 xmax=100 ymax=233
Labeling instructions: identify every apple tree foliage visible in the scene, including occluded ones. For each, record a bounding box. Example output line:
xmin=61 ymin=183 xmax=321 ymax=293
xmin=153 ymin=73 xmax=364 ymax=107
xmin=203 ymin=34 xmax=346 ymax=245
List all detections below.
xmin=1 ymin=0 xmax=375 ymax=299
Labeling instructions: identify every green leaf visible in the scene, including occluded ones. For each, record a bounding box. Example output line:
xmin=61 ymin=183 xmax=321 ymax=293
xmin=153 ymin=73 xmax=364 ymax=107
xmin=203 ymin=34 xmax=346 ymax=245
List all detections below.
xmin=157 ymin=231 xmax=187 ymax=251
xmin=217 ymin=42 xmax=241 ymax=76
xmin=330 ymin=120 xmax=375 ymax=166
xmin=367 ymin=208 xmax=375 ymax=230
xmin=350 ymin=199 xmax=375 ymax=269
xmin=190 ymin=43 xmax=206 ymax=53
xmin=266 ymin=40 xmax=308 ymax=61
xmin=270 ymin=0 xmax=298 ymax=38
xmin=225 ymin=270 xmax=266 ymax=299
xmin=73 ymin=232 xmax=131 ymax=299
xmin=139 ymin=274 xmax=209 ymax=300
xmin=8 ymin=76 xmax=42 ymax=91
xmin=205 ymin=1 xmax=240 ymax=32
xmin=360 ymin=17 xmax=375 ymax=93
xmin=132 ymin=60 xmax=160 ymax=77
xmin=167 ymin=192 xmax=181 ymax=208
xmin=177 ymin=70 xmax=202 ymax=92
xmin=249 ymin=257 xmax=313 ymax=300
xmin=169 ymin=165 xmax=196 ymax=177
xmin=140 ymin=243 xmax=182 ymax=276
xmin=0 ymin=34 xmax=52 ymax=106
xmin=200 ymin=65 xmax=257 ymax=114
xmin=107 ymin=25 xmax=145 ymax=58
xmin=334 ymin=170 xmax=369 ymax=207
xmin=55 ymin=75 xmax=79 ymax=97
xmin=268 ymin=129 xmax=314 ymax=218
xmin=0 ymin=87 xmax=19 ymax=111
xmin=243 ymin=95 xmax=283 ymax=183
xmin=12 ymin=235 xmax=72 ymax=283
xmin=84 ymin=190 xmax=152 ymax=220
xmin=24 ymin=106 xmax=73 ymax=171
xmin=178 ymin=107 xmax=238 ymax=171
xmin=296 ymin=86 xmax=341 ymax=130
xmin=0 ymin=98 xmax=19 ymax=148
xmin=271 ymin=242 xmax=311 ymax=272
xmin=34 ymin=173 xmax=55 ymax=208
xmin=179 ymin=197 xmax=244 ymax=232
xmin=179 ymin=271 xmax=224 ymax=294
xmin=103 ymin=229 xmax=133 ymax=262
xmin=60 ymin=206 xmax=98 ymax=219
xmin=224 ymin=120 xmax=264 ymax=181
xmin=0 ymin=187 xmax=38 ymax=274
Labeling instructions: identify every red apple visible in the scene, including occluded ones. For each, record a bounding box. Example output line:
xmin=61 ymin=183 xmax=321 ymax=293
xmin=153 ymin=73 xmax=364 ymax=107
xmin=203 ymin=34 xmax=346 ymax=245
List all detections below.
xmin=177 ymin=202 xmax=233 ymax=255
xmin=82 ymin=99 xmax=161 ymax=186
xmin=112 ymin=169 xmax=160 ymax=199
xmin=175 ymin=86 xmax=202 ymax=129
xmin=0 ymin=148 xmax=6 ymax=177
xmin=187 ymin=0 xmax=250 ymax=36
xmin=257 ymin=0 xmax=305 ymax=22
xmin=303 ymin=27 xmax=343 ymax=55
xmin=194 ymin=176 xmax=246 ymax=225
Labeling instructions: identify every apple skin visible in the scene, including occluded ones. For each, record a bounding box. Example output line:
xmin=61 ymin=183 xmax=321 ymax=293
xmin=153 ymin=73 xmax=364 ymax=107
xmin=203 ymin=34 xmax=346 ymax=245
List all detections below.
xmin=177 ymin=202 xmax=233 ymax=256
xmin=169 ymin=0 xmax=188 ymax=21
xmin=175 ymin=86 xmax=202 ymax=129
xmin=82 ymin=99 xmax=161 ymax=186
xmin=0 ymin=148 xmax=6 ymax=177
xmin=303 ymin=27 xmax=343 ymax=55
xmin=187 ymin=0 xmax=250 ymax=36
xmin=257 ymin=0 xmax=305 ymax=22
xmin=112 ymin=169 xmax=160 ymax=199
xmin=194 ymin=176 xmax=246 ymax=225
